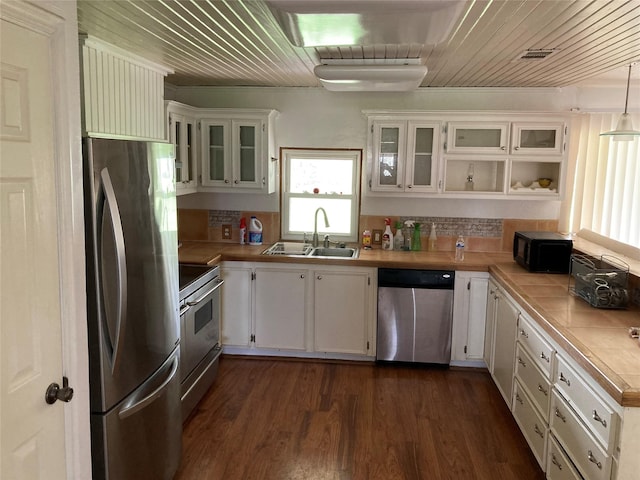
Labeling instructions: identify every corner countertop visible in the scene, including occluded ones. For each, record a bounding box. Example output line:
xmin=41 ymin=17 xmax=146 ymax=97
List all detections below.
xmin=179 ymin=240 xmax=640 ymax=407
xmin=489 ymin=262 xmax=640 ymax=408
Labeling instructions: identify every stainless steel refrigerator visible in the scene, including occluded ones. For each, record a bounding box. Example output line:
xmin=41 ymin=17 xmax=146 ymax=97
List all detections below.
xmin=83 ymin=138 xmax=182 ymax=480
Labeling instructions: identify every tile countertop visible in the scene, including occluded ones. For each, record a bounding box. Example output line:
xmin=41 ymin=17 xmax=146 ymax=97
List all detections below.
xmin=179 ymin=241 xmax=640 ymax=407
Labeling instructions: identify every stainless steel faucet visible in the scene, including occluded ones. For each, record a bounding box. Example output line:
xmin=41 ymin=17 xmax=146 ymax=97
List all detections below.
xmin=312 ymin=207 xmax=330 ymax=247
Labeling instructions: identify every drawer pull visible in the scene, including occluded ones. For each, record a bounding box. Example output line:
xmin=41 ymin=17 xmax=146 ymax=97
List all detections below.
xmin=534 ymin=424 xmax=544 ymax=438
xmin=592 ymin=410 xmax=607 ymax=428
xmin=551 ymin=454 xmax=563 ymax=470
xmin=555 ymin=408 xmax=566 ymax=423
xmin=517 ymin=357 xmax=526 ymax=367
xmin=519 ymin=329 xmax=529 ymax=338
xmin=588 ymin=450 xmax=602 ymax=469
xmin=537 ymin=384 xmax=548 ymax=396
xmin=540 ymin=351 xmax=550 ymax=363
xmin=559 ymin=372 xmax=571 ymax=386
xmin=515 ymin=393 xmax=524 ymax=405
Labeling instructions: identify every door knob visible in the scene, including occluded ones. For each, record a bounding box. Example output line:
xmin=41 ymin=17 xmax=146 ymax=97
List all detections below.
xmin=45 ymin=376 xmax=74 ymax=404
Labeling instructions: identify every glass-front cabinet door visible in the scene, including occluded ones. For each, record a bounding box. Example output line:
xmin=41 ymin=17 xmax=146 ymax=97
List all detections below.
xmin=447 ymin=122 xmax=509 ymax=153
xmin=406 ymin=122 xmax=439 ymax=193
xmin=169 ymin=112 xmax=196 ymax=193
xmin=201 ymin=120 xmax=231 ymax=187
xmin=511 ymin=123 xmax=564 ymax=155
xmin=371 ymin=121 xmax=407 ymax=191
xmin=232 ymin=119 xmax=263 ymax=189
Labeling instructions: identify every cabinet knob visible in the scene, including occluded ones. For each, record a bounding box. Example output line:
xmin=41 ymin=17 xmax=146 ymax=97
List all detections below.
xmin=317 ymin=275 xmax=322 ymax=280
xmin=224 ymin=179 xmax=230 ymax=184
xmin=407 ymin=185 xmax=413 ymax=188
xmin=514 ymin=146 xmax=520 ymax=150
xmin=300 ymin=274 xmax=305 ymax=279
xmin=501 ymin=146 xmax=506 ymax=150
xmin=397 ymin=184 xmax=403 ymax=188
xmin=234 ymin=179 xmax=239 ymax=184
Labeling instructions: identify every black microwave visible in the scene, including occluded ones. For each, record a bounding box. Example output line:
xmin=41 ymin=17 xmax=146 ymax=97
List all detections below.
xmin=513 ymin=231 xmax=573 ymax=273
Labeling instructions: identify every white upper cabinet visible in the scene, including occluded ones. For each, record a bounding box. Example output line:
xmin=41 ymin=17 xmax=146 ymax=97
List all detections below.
xmin=200 ymin=109 xmax=278 ymax=193
xmin=511 ymin=122 xmax=565 ymax=155
xmin=446 ymin=122 xmax=509 ymax=154
xmin=370 ymin=117 xmax=440 ymax=194
xmin=366 ymin=111 xmax=569 ymax=200
xmin=167 ymin=102 xmax=197 ymax=195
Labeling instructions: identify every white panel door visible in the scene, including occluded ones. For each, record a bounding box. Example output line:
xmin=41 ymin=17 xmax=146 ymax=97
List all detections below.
xmin=1 ymin=2 xmax=89 ymax=479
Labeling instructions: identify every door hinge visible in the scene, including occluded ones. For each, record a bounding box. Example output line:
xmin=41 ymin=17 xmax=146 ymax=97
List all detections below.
xmin=251 ymin=334 xmax=256 ymax=343
xmin=464 ymin=345 xmax=467 ymax=354
xmin=251 ymin=272 xmax=256 ymax=280
xmin=467 ymin=281 xmax=471 ymax=290
xmin=371 ymin=124 xmax=374 ymax=134
xmin=368 ymin=276 xmax=370 ymax=286
xmin=367 ymin=341 xmax=370 ymax=350
xmin=197 ymin=121 xmax=201 ymax=130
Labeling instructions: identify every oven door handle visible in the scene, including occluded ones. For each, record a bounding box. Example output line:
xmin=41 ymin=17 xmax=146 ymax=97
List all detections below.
xmin=186 ymin=278 xmax=224 ymax=306
xmin=179 ymin=304 xmax=191 ymax=316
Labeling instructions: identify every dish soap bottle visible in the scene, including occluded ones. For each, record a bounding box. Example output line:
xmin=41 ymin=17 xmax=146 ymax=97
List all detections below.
xmin=455 ymin=235 xmax=465 ymax=261
xmin=393 ymin=221 xmax=404 ymax=251
xmin=411 ymin=223 xmax=421 ymax=251
xmin=382 ymin=218 xmax=393 ymax=250
xmin=428 ymin=223 xmax=438 ymax=251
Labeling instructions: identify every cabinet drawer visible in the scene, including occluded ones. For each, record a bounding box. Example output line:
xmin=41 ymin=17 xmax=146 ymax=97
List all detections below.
xmin=513 ymin=379 xmax=547 ymax=469
xmin=550 ymin=389 xmax=611 ymax=480
xmin=517 ymin=313 xmax=554 ymax=378
xmin=555 ymin=355 xmax=617 ymax=450
xmin=515 ymin=344 xmax=551 ymax=417
xmin=546 ymin=434 xmax=583 ymax=480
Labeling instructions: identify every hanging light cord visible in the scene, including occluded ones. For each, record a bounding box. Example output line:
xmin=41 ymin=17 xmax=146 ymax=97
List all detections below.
xmin=623 ymin=64 xmax=631 ymax=115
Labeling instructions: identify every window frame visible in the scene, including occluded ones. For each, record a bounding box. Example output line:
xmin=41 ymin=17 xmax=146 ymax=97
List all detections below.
xmin=281 ymin=148 xmax=362 ymax=243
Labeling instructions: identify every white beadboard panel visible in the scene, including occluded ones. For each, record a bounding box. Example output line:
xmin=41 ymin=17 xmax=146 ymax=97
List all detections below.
xmin=80 ymin=36 xmax=171 ymax=140
xmin=77 ymin=0 xmax=640 ymax=88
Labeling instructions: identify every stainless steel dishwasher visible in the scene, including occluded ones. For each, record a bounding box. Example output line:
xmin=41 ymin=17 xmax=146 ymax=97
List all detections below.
xmin=377 ymin=268 xmax=455 ymax=364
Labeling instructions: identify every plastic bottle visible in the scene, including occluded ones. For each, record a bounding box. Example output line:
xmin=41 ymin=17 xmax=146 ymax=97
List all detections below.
xmin=393 ymin=221 xmax=404 ymax=251
xmin=382 ymin=218 xmax=393 ymax=250
xmin=428 ymin=223 xmax=438 ymax=251
xmin=455 ymin=235 xmax=465 ymax=261
xmin=362 ymin=229 xmax=372 ymax=249
xmin=248 ymin=216 xmax=263 ymax=245
xmin=411 ymin=223 xmax=421 ymax=251
xmin=239 ymin=217 xmax=247 ymax=245
xmin=404 ymin=220 xmax=414 ymax=250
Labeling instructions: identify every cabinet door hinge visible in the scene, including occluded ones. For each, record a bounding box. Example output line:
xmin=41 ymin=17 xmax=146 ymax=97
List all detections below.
xmin=250 ymin=334 xmax=256 ymax=343
xmin=371 ymin=124 xmax=374 ymax=134
xmin=197 ymin=121 xmax=201 ymax=130
xmin=251 ymin=272 xmax=256 ymax=280
xmin=262 ymin=123 xmax=265 ymax=132
xmin=368 ymin=276 xmax=370 ymax=286
xmin=367 ymin=341 xmax=370 ymax=351
xmin=467 ymin=281 xmax=471 ymax=290
xmin=464 ymin=345 xmax=467 ymax=354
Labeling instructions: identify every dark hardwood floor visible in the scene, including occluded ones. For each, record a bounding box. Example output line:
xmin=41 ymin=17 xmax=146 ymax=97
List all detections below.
xmin=175 ymin=357 xmax=544 ymax=480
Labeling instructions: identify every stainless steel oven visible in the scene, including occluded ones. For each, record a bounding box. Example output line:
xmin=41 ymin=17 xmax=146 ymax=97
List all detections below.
xmin=178 ymin=264 xmax=223 ymax=421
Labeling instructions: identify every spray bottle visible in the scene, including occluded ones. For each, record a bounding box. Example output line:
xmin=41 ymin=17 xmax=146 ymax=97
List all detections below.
xmin=428 ymin=223 xmax=438 ymax=251
xmin=382 ymin=218 xmax=394 ymax=250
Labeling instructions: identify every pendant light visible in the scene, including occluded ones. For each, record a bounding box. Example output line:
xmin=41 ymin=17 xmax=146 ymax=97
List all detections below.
xmin=600 ymin=63 xmax=640 ymax=141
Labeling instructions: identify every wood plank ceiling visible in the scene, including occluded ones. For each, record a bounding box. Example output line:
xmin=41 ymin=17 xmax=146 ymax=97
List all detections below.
xmin=76 ymin=0 xmax=640 ymax=88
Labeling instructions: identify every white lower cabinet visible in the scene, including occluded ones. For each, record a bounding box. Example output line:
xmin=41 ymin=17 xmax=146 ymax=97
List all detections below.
xmin=313 ymin=268 xmax=374 ymax=355
xmin=220 ymin=264 xmax=252 ymax=347
xmin=451 ymin=271 xmax=489 ymax=366
xmin=491 ymin=289 xmax=520 ymax=406
xmin=550 ymin=389 xmax=611 ymax=480
xmin=220 ymin=261 xmax=375 ymax=359
xmin=486 ymin=274 xmax=632 ymax=480
xmin=254 ymin=266 xmax=307 ymax=350
xmin=547 ymin=435 xmax=583 ymax=480
xmin=513 ymin=378 xmax=548 ymax=468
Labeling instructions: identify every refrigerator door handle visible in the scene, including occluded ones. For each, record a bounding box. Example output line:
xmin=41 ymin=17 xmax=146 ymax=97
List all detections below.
xmin=118 ymin=352 xmax=179 ymax=420
xmin=99 ymin=168 xmax=128 ymax=373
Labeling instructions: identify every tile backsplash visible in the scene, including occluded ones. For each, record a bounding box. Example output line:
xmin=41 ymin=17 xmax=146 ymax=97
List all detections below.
xmin=179 ymin=208 xmax=558 ymax=253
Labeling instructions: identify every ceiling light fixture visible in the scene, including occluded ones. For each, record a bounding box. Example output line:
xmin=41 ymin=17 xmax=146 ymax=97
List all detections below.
xmin=314 ymin=59 xmax=427 ymax=92
xmin=600 ymin=63 xmax=640 ymax=141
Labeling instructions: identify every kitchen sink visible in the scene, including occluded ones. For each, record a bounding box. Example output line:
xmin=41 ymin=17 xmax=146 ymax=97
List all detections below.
xmin=309 ymin=247 xmax=358 ymax=258
xmin=262 ymin=242 xmax=358 ymax=259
